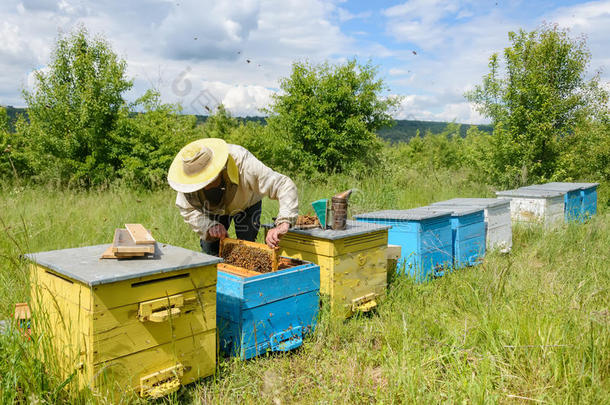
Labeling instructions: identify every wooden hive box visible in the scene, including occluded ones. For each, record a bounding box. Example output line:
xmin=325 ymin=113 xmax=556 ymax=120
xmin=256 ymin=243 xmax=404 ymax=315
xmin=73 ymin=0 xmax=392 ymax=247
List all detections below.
xmin=521 ymin=184 xmax=583 ymax=222
xmin=354 ymin=210 xmax=452 ymax=282
xmin=432 ymin=198 xmax=512 ymax=253
xmin=496 ymin=188 xmax=564 ymax=227
xmin=421 ymin=205 xmax=486 ymax=269
xmin=526 ymin=182 xmax=600 ymax=221
xmin=574 ymin=182 xmax=599 ymax=219
xmin=264 ymin=220 xmax=389 ymax=318
xmin=25 ymin=243 xmax=221 ymax=399
xmin=217 ymin=240 xmax=320 ymax=360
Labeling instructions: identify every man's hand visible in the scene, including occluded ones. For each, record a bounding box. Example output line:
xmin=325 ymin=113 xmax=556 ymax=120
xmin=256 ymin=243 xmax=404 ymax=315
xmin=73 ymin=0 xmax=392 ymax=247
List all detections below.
xmin=266 ymin=222 xmax=290 ymax=249
xmin=208 ymin=224 xmax=227 ymax=240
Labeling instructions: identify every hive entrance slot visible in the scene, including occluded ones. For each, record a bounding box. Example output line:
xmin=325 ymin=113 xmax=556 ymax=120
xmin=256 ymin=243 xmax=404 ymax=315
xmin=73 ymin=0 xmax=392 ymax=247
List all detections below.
xmin=44 ymin=270 xmax=74 ymax=284
xmin=131 ymin=273 xmax=189 ymax=288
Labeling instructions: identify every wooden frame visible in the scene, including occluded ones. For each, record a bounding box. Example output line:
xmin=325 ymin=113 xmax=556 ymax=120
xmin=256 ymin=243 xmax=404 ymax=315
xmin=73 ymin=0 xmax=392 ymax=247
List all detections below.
xmin=219 ymin=238 xmax=278 ymax=273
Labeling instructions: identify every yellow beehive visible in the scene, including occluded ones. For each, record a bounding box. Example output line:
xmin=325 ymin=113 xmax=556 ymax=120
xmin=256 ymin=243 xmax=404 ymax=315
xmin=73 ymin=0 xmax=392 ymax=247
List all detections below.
xmin=25 ymin=243 xmax=220 ymax=398
xmin=267 ymin=221 xmax=389 ymax=318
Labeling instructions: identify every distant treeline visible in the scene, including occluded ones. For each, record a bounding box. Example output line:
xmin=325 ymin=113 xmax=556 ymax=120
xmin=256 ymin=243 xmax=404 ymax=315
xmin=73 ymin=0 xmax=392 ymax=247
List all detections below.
xmin=2 ymin=105 xmax=492 ymax=144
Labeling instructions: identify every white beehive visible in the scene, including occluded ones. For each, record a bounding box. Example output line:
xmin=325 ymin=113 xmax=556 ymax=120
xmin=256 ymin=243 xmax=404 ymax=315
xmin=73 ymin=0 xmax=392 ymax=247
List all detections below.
xmin=431 ymin=198 xmax=512 ymax=253
xmin=495 ymin=189 xmax=564 ymax=227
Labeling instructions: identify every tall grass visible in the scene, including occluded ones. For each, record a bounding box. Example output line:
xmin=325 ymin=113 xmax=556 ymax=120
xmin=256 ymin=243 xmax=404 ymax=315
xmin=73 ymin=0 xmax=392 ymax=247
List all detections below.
xmin=0 ymin=171 xmax=608 ymax=403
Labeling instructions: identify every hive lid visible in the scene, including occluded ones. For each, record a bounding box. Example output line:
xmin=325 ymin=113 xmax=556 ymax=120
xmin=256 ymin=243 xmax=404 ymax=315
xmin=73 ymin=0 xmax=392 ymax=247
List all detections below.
xmin=432 ymin=198 xmax=510 ymax=208
xmin=24 ymin=243 xmax=222 ymax=286
xmin=353 ymin=208 xmax=451 ymax=221
xmin=495 ymin=188 xmax=564 ymax=198
xmin=262 ymin=220 xmax=391 ymax=240
xmin=544 ymin=181 xmax=599 ymax=189
xmin=419 ymin=205 xmax=484 ymax=216
xmin=521 ymin=183 xmax=583 ymax=193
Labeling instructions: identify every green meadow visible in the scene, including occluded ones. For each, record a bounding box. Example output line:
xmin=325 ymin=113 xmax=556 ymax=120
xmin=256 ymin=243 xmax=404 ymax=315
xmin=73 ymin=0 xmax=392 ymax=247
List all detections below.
xmin=0 ymin=171 xmax=608 ymax=404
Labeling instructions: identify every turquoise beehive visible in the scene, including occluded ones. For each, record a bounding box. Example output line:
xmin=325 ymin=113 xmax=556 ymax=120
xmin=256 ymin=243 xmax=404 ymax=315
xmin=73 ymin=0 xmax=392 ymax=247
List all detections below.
xmin=421 ymin=205 xmax=486 ymax=269
xmin=217 ymin=258 xmax=320 ymax=360
xmin=354 ymin=209 xmax=452 ymax=282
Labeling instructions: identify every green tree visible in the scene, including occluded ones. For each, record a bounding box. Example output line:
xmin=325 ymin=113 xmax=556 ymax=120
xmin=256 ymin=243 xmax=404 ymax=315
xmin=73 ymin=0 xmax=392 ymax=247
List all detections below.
xmin=467 ymin=25 xmax=607 ymax=187
xmin=267 ymin=59 xmax=400 ymax=173
xmin=111 ymin=90 xmax=202 ymax=188
xmin=0 ymin=107 xmax=12 ymax=177
xmin=22 ymin=26 xmax=132 ymax=186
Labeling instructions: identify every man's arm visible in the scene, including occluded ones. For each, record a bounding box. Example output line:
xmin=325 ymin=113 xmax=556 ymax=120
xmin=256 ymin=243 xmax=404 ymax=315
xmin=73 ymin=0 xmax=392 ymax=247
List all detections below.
xmin=175 ymin=192 xmax=223 ymax=242
xmin=240 ymin=149 xmax=299 ymax=226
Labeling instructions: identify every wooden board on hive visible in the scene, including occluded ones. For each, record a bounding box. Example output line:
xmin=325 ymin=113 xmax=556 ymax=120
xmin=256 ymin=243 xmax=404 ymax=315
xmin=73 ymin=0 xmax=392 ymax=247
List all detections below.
xmin=112 ymin=228 xmax=155 ymax=254
xmin=125 ymin=224 xmax=155 ymax=245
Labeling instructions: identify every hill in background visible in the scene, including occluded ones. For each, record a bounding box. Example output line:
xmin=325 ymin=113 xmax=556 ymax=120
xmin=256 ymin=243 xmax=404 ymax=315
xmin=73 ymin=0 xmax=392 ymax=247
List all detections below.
xmin=3 ymin=106 xmax=493 ymax=144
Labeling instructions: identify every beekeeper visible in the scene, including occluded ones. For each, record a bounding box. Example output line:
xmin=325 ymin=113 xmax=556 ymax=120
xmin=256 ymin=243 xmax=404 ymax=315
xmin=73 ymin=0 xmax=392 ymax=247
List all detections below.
xmin=167 ymin=138 xmax=298 ymax=255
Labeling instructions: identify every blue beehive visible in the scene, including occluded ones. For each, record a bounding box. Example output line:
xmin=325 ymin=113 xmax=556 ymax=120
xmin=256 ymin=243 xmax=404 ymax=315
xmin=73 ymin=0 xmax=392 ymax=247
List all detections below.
xmin=431 ymin=198 xmax=512 ymax=253
xmin=354 ymin=209 xmax=452 ymax=281
xmin=570 ymin=182 xmax=599 ymax=219
xmin=217 ymin=257 xmax=320 ymax=360
xmin=421 ymin=205 xmax=486 ymax=268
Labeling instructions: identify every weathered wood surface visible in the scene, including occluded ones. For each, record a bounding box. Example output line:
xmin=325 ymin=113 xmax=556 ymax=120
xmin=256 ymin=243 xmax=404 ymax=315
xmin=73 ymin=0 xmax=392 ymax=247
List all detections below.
xmin=112 ymin=228 xmax=155 ymax=254
xmin=125 ymin=223 xmax=155 ymax=244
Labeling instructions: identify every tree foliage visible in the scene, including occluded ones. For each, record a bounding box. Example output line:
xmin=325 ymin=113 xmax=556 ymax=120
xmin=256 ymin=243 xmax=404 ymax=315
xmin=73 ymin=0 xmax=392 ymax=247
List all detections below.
xmin=467 ymin=25 xmax=608 ymax=187
xmin=22 ymin=27 xmax=133 ymax=186
xmin=10 ymin=27 xmax=204 ymax=188
xmin=267 ymin=60 xmax=399 ymax=173
xmin=111 ymin=91 xmax=201 ymax=188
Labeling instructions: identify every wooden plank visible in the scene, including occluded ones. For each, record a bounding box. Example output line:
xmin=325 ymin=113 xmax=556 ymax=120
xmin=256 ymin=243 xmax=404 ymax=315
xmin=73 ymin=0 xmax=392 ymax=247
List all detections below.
xmin=218 ymin=262 xmax=262 ymax=278
xmin=386 ymin=244 xmax=401 ymax=260
xmin=93 ymin=329 xmax=216 ymax=394
xmin=125 ymin=224 xmax=155 ymax=245
xmin=100 ymin=246 xmax=146 ymax=259
xmin=30 ymin=275 xmax=93 ymax=387
xmin=92 ymin=265 xmax=217 ymax=312
xmin=111 ymin=229 xmax=155 ymax=254
xmin=30 ymin=264 xmax=93 ymax=310
xmin=92 ymin=286 xmax=216 ymax=363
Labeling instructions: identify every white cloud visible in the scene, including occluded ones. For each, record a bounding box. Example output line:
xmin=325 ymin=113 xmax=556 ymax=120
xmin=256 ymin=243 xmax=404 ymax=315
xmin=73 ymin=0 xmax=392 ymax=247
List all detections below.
xmin=547 ymin=0 xmax=610 ymax=79
xmin=388 ymin=68 xmax=411 ymax=76
xmin=1 ymin=0 xmax=609 ymax=124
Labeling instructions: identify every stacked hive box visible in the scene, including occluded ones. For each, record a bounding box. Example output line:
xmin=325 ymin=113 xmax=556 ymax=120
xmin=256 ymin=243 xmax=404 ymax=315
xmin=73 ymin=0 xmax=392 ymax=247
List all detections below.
xmin=217 ymin=256 xmax=320 ymax=360
xmin=265 ymin=221 xmax=389 ymax=318
xmin=354 ymin=210 xmax=452 ymax=282
xmin=431 ymin=198 xmax=512 ymax=253
xmin=421 ymin=205 xmax=486 ymax=268
xmin=26 ymin=244 xmax=220 ymax=398
xmin=495 ymin=188 xmax=564 ymax=227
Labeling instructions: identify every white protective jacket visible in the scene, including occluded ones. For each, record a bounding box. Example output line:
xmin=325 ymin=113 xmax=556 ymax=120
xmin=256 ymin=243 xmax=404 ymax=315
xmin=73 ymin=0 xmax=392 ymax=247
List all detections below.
xmin=175 ymin=144 xmax=298 ymax=241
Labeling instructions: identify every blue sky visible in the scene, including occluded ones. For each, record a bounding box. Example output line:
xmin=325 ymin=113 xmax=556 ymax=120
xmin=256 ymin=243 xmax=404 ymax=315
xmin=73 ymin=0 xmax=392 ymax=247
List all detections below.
xmin=1 ymin=0 xmax=609 ymax=123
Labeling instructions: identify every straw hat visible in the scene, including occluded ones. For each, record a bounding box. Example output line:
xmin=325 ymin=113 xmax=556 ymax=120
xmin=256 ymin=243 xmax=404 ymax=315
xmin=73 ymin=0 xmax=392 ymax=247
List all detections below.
xmin=168 ymin=138 xmax=230 ymax=193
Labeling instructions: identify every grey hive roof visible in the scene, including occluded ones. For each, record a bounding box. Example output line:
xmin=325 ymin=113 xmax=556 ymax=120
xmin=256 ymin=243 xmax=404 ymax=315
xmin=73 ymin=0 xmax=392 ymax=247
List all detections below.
xmin=419 ymin=205 xmax=484 ymax=216
xmin=25 ymin=243 xmax=221 ymax=286
xmin=522 ymin=182 xmax=599 ymax=192
xmin=262 ymin=220 xmax=391 ymax=240
xmin=495 ymin=188 xmax=564 ymax=198
xmin=353 ymin=208 xmax=451 ymax=221
xmin=431 ymin=198 xmax=510 ymax=208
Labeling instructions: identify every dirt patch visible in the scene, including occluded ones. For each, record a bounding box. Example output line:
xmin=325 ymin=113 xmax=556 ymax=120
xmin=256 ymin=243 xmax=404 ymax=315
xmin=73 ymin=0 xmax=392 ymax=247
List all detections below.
xmin=221 ymin=243 xmax=273 ymax=273
xmin=296 ymin=215 xmax=320 ymax=226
